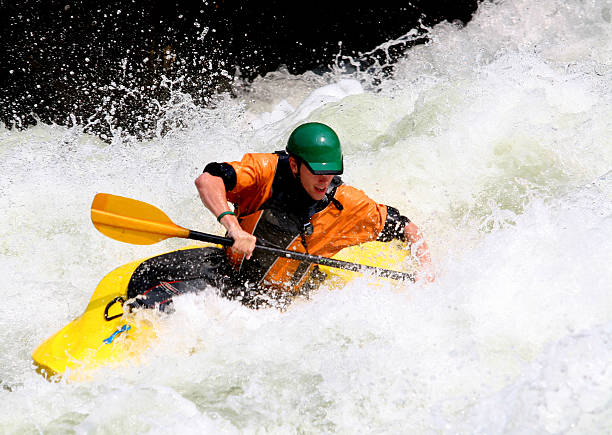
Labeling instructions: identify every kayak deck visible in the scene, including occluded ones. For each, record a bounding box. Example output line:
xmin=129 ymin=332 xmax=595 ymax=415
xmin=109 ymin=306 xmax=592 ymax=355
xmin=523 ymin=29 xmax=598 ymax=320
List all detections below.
xmin=33 ymin=241 xmax=412 ymax=380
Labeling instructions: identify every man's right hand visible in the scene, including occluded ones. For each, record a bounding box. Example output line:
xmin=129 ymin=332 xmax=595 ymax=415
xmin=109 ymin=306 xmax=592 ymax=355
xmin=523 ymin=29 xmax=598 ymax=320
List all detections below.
xmin=226 ymin=226 xmax=257 ymax=260
xmin=195 ymin=173 xmax=258 ymax=260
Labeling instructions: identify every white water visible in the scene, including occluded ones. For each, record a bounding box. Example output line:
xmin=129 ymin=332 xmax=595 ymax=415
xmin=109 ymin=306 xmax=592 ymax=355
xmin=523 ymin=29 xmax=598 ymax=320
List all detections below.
xmin=1 ymin=0 xmax=612 ymax=432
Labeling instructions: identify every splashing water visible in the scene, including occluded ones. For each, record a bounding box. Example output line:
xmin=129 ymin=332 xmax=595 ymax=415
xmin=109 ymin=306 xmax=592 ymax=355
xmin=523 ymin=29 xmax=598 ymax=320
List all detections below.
xmin=1 ymin=0 xmax=611 ymax=432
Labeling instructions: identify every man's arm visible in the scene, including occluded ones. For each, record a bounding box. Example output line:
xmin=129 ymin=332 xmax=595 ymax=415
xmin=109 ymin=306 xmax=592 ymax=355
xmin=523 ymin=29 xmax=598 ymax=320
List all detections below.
xmin=194 ymin=172 xmax=257 ymax=259
xmin=404 ymin=222 xmax=435 ymax=283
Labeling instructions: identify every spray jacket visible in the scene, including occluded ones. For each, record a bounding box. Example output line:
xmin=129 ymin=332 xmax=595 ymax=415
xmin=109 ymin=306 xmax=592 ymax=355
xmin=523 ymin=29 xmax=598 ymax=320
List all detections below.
xmin=204 ymin=152 xmax=409 ymax=294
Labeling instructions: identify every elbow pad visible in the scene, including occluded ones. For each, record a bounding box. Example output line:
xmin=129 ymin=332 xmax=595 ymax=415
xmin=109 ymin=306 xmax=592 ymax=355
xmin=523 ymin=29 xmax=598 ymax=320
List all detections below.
xmin=203 ymin=162 xmax=237 ymax=191
xmin=377 ymin=206 xmax=410 ymax=242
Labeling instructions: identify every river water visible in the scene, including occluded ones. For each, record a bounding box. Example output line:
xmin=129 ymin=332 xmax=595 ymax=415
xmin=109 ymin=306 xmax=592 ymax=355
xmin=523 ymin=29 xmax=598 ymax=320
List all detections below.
xmin=1 ymin=0 xmax=611 ymax=433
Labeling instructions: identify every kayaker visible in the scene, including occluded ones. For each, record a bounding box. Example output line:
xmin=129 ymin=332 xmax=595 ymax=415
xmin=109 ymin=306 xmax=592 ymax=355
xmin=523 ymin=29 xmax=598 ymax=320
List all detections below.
xmin=127 ymin=122 xmax=433 ymax=309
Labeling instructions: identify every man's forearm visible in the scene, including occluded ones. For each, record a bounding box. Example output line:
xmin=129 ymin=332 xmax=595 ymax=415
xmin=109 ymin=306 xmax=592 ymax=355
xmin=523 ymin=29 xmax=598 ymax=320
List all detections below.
xmin=404 ymin=222 xmax=432 ymax=266
xmin=195 ymin=173 xmax=232 ymax=215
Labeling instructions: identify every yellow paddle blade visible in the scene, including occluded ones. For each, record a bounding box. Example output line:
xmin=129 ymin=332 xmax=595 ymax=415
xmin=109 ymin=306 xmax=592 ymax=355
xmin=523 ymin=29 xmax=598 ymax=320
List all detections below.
xmin=91 ymin=193 xmax=190 ymax=245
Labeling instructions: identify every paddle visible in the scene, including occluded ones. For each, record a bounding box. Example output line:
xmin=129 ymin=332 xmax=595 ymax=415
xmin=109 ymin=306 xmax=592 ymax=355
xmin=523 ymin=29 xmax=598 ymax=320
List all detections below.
xmin=91 ymin=193 xmax=414 ymax=282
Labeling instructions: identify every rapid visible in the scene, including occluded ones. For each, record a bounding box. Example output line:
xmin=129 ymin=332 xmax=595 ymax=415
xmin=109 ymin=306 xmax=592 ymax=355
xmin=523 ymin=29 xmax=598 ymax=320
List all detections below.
xmin=1 ymin=0 xmax=611 ymax=433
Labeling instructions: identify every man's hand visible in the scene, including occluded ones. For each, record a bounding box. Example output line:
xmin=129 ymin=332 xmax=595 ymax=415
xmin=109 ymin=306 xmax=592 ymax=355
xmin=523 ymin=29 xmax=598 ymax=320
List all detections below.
xmin=195 ymin=172 xmax=257 ymax=260
xmin=414 ymin=262 xmax=436 ymax=283
xmin=226 ymin=226 xmax=257 ymax=260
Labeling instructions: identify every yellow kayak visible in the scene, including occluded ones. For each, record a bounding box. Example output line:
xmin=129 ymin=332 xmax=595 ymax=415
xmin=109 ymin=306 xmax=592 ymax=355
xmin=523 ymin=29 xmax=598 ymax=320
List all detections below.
xmin=32 ymin=241 xmax=412 ymax=381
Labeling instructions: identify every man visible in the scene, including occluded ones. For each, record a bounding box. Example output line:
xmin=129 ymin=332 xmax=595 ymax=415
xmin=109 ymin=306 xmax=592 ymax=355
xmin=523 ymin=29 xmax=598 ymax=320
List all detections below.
xmin=127 ymin=122 xmax=432 ymax=310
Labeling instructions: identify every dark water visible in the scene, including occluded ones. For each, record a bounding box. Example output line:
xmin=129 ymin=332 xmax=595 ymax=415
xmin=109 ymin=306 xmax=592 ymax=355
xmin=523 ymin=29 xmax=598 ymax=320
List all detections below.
xmin=1 ymin=1 xmax=478 ymax=139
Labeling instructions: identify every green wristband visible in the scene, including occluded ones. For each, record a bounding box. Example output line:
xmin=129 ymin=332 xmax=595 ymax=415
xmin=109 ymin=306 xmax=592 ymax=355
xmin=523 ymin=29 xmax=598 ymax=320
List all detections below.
xmin=216 ymin=211 xmax=236 ymax=222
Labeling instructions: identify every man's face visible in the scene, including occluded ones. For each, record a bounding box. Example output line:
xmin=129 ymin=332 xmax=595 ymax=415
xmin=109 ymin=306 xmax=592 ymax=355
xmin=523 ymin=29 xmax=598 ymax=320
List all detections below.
xmin=289 ymin=157 xmax=334 ymax=201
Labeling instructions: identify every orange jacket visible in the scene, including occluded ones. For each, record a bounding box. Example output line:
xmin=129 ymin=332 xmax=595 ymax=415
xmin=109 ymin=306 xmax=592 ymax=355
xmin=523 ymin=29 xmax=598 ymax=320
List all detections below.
xmin=223 ymin=152 xmax=390 ymax=293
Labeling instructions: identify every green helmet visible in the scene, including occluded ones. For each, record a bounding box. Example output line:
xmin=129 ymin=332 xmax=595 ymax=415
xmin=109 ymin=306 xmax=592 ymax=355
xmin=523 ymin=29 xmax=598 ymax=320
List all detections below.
xmin=286 ymin=122 xmax=343 ymax=175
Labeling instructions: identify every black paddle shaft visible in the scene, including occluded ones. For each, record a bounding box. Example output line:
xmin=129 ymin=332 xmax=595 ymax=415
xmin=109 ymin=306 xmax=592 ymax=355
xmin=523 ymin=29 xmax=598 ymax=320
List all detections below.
xmin=188 ymin=230 xmax=415 ymax=282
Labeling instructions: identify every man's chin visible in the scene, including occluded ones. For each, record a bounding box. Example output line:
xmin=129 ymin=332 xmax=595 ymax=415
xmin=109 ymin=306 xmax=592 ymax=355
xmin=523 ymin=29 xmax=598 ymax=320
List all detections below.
xmin=310 ymin=192 xmax=326 ymax=201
